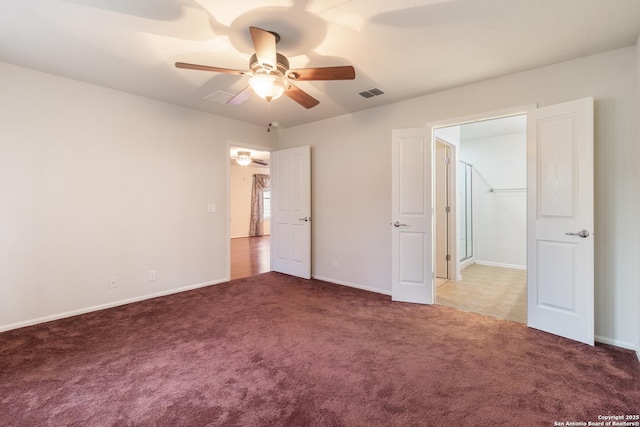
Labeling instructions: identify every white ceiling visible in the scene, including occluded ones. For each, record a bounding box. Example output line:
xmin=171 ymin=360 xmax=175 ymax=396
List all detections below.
xmin=2 ymin=0 xmax=640 ymax=129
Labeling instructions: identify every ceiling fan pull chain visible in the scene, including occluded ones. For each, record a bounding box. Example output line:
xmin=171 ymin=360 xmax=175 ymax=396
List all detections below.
xmin=266 ymin=100 xmax=273 ymax=132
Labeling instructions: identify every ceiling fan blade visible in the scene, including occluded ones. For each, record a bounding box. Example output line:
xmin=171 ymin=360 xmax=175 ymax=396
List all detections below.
xmin=285 ymin=83 xmax=320 ymax=109
xmin=287 ymin=66 xmax=355 ymax=81
xmin=252 ymin=159 xmax=268 ymax=166
xmin=226 ymin=86 xmax=253 ymax=105
xmin=175 ymin=62 xmax=246 ymax=75
xmin=250 ymin=26 xmax=277 ymax=70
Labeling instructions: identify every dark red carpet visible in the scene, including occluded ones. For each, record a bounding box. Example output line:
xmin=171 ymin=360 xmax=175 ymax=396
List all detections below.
xmin=1 ymin=273 xmax=638 ymax=426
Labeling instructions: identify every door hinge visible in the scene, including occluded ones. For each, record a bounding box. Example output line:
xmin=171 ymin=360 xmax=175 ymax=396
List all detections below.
xmin=446 ymin=254 xmax=450 ymax=261
xmin=444 ymin=157 xmax=450 ymax=165
xmin=445 ymin=206 xmax=450 ymax=213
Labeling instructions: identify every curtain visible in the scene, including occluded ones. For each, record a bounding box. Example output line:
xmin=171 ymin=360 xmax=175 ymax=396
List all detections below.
xmin=249 ymin=174 xmax=270 ymax=236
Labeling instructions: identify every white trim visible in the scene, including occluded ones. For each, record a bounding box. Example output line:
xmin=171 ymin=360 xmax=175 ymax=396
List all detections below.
xmin=231 ymin=234 xmax=271 ymax=239
xmin=316 ymin=276 xmax=635 ymax=351
xmin=428 ymin=104 xmax=536 ymax=294
xmin=594 ymin=335 xmax=637 ymax=351
xmin=312 ymin=275 xmax=392 ymax=296
xmin=4 ymin=274 xmax=635 ymax=354
xmin=474 ymin=260 xmax=527 ymax=270
xmin=427 ymin=104 xmax=537 ymax=129
xmin=226 ymin=140 xmax=275 ymax=281
xmin=434 ymin=138 xmax=457 ymax=283
xmin=0 ymin=279 xmax=227 ymax=333
xmin=459 ymin=257 xmax=475 ymax=272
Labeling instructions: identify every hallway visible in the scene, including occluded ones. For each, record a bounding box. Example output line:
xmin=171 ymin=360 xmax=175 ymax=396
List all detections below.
xmin=230 ymin=236 xmax=270 ymax=279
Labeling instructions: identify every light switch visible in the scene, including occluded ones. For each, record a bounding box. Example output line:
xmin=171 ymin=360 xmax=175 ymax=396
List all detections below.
xmin=207 ymin=203 xmax=216 ymax=213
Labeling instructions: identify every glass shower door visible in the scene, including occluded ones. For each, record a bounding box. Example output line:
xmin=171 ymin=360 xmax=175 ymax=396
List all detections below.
xmin=459 ymin=161 xmax=473 ymax=261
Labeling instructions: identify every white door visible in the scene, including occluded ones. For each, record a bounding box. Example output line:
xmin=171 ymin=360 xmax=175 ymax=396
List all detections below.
xmin=391 ymin=128 xmax=434 ymax=304
xmin=527 ymin=97 xmax=594 ymax=345
xmin=435 ymin=141 xmax=449 ymax=279
xmin=270 ymin=145 xmax=312 ymax=279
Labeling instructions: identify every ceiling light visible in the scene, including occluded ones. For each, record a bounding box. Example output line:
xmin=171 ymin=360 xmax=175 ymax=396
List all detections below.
xmin=249 ymin=71 xmax=288 ymax=101
xmin=236 ymin=151 xmax=251 ymax=166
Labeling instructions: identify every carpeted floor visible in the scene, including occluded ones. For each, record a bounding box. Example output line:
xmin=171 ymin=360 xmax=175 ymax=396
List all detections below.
xmin=437 ymin=264 xmax=527 ymax=324
xmin=1 ymin=272 xmax=638 ymax=426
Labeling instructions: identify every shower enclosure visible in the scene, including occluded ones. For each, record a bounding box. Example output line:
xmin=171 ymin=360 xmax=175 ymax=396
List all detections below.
xmin=459 ymin=161 xmax=473 ymax=262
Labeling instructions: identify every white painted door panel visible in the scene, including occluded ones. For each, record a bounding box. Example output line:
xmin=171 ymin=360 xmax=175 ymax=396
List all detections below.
xmin=392 ymin=128 xmax=433 ymax=304
xmin=527 ymin=98 xmax=594 ymax=345
xmin=435 ymin=141 xmax=449 ymax=279
xmin=271 ymin=146 xmax=311 ymax=279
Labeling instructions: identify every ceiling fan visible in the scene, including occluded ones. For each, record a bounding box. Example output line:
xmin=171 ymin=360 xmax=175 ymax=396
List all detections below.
xmin=234 ymin=151 xmax=268 ymax=167
xmin=175 ymin=26 xmax=356 ymax=109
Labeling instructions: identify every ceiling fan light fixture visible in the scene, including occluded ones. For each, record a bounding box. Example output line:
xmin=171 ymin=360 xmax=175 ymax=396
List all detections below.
xmin=236 ymin=151 xmax=252 ymax=166
xmin=176 ymin=26 xmax=353 ymax=110
xmin=249 ymin=72 xmax=287 ymax=101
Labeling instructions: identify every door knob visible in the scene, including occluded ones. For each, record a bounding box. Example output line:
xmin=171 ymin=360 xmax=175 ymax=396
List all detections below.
xmin=392 ymin=221 xmax=408 ymax=228
xmin=565 ymin=229 xmax=590 ymax=238
xmin=298 ymin=216 xmax=311 ymax=222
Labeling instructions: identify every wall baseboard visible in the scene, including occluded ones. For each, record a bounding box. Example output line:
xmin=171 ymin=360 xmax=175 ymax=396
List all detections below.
xmin=460 ymin=257 xmax=475 ymax=271
xmin=4 ymin=274 xmax=637 ymax=361
xmin=594 ymin=334 xmax=637 ymax=351
xmin=0 ymin=278 xmax=228 ymax=333
xmin=313 ymin=276 xmax=639 ymax=355
xmin=475 ymin=260 xmax=527 ymax=270
xmin=312 ymin=275 xmax=392 ymax=296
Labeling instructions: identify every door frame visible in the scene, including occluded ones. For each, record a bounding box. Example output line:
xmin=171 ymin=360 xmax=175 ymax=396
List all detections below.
xmin=225 ymin=141 xmax=275 ymax=281
xmin=435 ymin=138 xmax=455 ymax=281
xmin=428 ymin=104 xmax=536 ymax=296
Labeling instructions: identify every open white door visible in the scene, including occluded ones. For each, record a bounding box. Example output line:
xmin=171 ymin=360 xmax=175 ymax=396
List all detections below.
xmin=527 ymin=97 xmax=594 ymax=345
xmin=391 ymin=127 xmax=434 ymax=304
xmin=435 ymin=141 xmax=450 ymax=279
xmin=270 ymin=146 xmax=312 ymax=279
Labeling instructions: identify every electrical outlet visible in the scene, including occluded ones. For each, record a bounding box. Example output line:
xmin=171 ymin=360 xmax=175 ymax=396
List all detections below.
xmin=109 ymin=276 xmax=118 ymax=288
xmin=148 ymin=270 xmax=156 ymax=282
xmin=333 ymin=259 xmax=339 ymax=269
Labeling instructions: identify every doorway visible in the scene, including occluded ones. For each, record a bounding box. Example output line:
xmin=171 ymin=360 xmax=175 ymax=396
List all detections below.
xmin=434 ymin=114 xmax=528 ymax=323
xmin=230 ymin=236 xmax=270 ymax=279
xmin=229 ymin=145 xmax=271 ymax=280
xmin=392 ymin=98 xmax=594 ymax=344
xmin=435 ymin=139 xmax=453 ymax=286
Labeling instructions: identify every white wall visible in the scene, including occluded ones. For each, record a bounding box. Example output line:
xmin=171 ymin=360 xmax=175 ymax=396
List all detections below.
xmin=636 ymin=36 xmax=640 ymax=360
xmin=1 ymin=45 xmax=638 ymax=350
xmin=230 ymin=164 xmax=270 ymax=238
xmin=460 ymin=132 xmax=527 ymax=268
xmin=278 ymin=46 xmax=639 ymax=349
xmin=0 ymin=62 xmax=275 ymax=331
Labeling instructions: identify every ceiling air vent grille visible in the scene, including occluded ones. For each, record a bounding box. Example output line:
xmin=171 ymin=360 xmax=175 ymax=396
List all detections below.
xmin=203 ymin=91 xmax=235 ymax=104
xmin=358 ymin=88 xmax=384 ymax=99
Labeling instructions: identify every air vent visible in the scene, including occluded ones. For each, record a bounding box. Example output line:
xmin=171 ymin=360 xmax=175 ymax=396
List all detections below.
xmin=202 ymin=90 xmax=235 ymax=105
xmin=358 ymin=88 xmax=385 ymax=99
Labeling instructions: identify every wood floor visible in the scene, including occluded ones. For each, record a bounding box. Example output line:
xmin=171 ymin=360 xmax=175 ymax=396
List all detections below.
xmin=230 ymin=236 xmax=270 ymax=280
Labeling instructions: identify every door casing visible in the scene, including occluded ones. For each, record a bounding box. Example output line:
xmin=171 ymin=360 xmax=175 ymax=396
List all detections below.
xmin=435 ymin=139 xmax=454 ymax=281
xmin=225 ymin=141 xmax=274 ymax=281
xmin=429 ymin=105 xmax=535 ymax=294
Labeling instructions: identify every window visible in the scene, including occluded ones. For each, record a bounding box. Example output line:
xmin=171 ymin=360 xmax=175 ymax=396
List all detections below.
xmin=263 ymin=190 xmax=271 ymax=220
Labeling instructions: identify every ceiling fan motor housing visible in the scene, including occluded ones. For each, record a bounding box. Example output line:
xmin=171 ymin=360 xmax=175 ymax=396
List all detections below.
xmin=249 ymin=53 xmax=290 ymax=76
xmin=176 ymin=26 xmax=353 ymax=109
